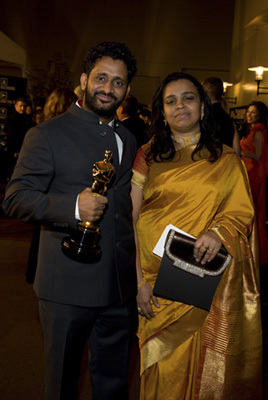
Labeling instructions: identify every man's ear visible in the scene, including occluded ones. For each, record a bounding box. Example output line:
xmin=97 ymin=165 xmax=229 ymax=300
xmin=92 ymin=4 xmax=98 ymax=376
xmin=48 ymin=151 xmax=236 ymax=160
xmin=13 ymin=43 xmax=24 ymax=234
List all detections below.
xmin=117 ymin=105 xmax=124 ymax=120
xmin=125 ymin=85 xmax=130 ymax=99
xmin=80 ymin=73 xmax=87 ymax=91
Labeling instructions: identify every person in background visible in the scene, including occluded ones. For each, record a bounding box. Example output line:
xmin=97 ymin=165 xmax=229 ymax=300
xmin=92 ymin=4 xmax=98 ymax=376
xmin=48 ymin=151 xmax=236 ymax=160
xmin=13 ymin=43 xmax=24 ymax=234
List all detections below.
xmin=139 ymin=107 xmax=151 ymax=128
xmin=25 ymin=102 xmax=35 ymax=127
xmin=3 ymin=41 xmax=138 ymax=400
xmin=117 ymin=94 xmax=148 ymax=148
xmin=131 ymin=72 xmax=262 ymax=399
xmin=74 ymin=85 xmax=84 ymax=100
xmin=202 ymin=76 xmax=236 ymax=148
xmin=33 ymin=100 xmax=44 ymax=116
xmin=25 ymin=88 xmax=78 ymax=284
xmin=43 ymin=88 xmax=78 ymax=121
xmin=240 ymin=101 xmax=268 ymax=266
xmin=5 ymin=98 xmax=30 ymax=178
xmin=34 ymin=111 xmax=44 ymax=125
xmin=25 ymin=103 xmax=32 ymax=116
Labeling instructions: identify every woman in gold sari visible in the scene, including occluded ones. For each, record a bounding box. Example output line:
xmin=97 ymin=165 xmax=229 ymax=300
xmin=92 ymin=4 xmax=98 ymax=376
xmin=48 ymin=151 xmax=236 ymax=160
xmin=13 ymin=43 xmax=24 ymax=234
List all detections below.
xmin=131 ymin=72 xmax=262 ymax=399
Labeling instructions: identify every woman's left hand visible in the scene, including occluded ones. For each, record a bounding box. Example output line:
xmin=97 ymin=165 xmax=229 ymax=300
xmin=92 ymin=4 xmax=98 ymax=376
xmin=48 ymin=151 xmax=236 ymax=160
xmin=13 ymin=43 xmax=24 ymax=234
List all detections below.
xmin=194 ymin=231 xmax=222 ymax=264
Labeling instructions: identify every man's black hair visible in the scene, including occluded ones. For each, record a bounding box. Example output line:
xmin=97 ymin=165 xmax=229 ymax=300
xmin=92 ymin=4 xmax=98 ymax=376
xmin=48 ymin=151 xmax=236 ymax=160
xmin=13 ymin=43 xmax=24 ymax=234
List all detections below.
xmin=83 ymin=41 xmax=137 ymax=84
xmin=202 ymin=77 xmax=223 ymax=101
xmin=121 ymin=94 xmax=139 ymax=116
xmin=15 ymin=97 xmax=25 ymax=104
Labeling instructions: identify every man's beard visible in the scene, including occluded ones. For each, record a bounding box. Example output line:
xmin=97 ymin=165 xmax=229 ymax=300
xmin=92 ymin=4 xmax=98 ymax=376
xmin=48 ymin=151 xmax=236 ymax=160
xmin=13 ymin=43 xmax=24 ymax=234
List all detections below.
xmin=84 ymin=87 xmax=123 ymax=119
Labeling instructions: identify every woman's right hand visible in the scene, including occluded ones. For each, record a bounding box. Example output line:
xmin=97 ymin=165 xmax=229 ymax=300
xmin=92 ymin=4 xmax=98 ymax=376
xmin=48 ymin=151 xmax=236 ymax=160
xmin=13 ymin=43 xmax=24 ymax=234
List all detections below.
xmin=137 ymin=282 xmax=160 ymax=320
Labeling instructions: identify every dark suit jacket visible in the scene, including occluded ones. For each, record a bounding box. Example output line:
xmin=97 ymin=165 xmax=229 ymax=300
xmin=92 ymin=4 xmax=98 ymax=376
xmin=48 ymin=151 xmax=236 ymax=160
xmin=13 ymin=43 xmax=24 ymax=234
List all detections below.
xmin=6 ymin=111 xmax=32 ymax=153
xmin=121 ymin=116 xmax=148 ymax=148
xmin=3 ymin=103 xmax=137 ymax=307
xmin=211 ymin=103 xmax=234 ymax=148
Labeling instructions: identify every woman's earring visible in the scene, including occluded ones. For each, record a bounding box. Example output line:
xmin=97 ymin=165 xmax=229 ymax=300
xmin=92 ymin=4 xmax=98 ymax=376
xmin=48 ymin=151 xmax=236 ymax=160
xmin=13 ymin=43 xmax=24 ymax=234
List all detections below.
xmin=201 ymin=104 xmax=205 ymax=121
xmin=162 ymin=112 xmax=168 ymax=126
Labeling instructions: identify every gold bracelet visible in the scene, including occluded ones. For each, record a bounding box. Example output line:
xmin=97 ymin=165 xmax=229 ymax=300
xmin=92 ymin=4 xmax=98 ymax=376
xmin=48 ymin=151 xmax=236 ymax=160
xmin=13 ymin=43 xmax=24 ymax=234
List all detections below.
xmin=137 ymin=277 xmax=147 ymax=290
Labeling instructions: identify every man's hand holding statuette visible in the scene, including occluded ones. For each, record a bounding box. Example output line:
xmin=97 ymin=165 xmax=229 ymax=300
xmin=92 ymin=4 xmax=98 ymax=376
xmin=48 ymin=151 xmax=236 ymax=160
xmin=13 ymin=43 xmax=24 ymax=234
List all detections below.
xmin=78 ymin=187 xmax=108 ymax=222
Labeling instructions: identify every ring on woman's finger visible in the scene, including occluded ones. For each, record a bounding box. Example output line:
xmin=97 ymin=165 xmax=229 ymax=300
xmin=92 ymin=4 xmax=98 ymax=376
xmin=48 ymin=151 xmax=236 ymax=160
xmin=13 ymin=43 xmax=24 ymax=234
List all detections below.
xmin=207 ymin=248 xmax=213 ymax=253
xmin=137 ymin=307 xmax=142 ymax=312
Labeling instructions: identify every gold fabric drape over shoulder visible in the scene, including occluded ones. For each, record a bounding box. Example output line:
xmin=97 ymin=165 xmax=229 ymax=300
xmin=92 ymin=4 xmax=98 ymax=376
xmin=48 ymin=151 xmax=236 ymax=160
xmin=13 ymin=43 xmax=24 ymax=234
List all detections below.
xmin=132 ymin=143 xmax=262 ymax=400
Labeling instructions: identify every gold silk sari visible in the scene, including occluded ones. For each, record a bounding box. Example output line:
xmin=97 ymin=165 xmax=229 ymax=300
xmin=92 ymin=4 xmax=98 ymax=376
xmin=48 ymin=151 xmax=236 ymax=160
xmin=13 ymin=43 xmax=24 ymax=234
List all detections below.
xmin=132 ymin=143 xmax=262 ymax=400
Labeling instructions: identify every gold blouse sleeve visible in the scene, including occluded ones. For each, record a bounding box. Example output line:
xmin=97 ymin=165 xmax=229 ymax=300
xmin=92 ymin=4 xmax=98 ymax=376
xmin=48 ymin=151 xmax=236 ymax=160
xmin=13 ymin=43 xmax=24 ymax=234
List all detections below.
xmin=132 ymin=145 xmax=150 ymax=189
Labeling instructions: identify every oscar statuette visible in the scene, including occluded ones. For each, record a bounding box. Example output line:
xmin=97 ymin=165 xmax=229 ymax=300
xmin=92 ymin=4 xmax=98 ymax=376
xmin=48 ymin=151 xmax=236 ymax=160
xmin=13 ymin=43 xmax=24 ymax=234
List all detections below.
xmin=62 ymin=150 xmax=115 ymax=262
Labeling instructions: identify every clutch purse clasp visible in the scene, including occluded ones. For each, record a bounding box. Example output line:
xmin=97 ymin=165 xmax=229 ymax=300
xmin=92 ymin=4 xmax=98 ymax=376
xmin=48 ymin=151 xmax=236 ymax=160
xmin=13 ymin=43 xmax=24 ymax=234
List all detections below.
xmin=165 ymin=229 xmax=231 ymax=278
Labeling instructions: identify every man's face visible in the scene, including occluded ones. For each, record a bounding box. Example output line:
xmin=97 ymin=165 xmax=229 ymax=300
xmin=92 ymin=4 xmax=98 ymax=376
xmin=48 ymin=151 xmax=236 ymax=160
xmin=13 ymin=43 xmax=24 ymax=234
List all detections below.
xmin=15 ymin=101 xmax=26 ymax=114
xmin=80 ymin=56 xmax=130 ymax=122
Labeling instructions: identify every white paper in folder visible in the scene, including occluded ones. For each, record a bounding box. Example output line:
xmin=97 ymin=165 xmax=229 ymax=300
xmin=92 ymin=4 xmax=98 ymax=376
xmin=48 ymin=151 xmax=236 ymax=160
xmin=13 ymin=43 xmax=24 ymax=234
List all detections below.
xmin=153 ymin=224 xmax=195 ymax=258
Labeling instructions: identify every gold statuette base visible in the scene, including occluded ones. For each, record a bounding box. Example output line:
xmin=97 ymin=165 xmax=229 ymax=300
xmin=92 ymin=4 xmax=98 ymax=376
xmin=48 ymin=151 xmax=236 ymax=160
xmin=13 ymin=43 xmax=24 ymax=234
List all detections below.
xmin=62 ymin=221 xmax=101 ymax=263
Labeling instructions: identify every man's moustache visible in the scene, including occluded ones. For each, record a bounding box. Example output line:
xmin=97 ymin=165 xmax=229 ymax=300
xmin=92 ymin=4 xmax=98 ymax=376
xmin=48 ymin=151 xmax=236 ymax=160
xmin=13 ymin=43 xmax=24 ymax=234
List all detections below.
xmin=94 ymin=91 xmax=117 ymax=101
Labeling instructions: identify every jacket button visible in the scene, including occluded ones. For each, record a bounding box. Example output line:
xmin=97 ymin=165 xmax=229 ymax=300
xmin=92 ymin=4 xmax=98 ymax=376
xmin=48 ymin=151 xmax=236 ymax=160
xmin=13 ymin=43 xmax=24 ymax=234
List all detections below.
xmin=100 ymin=131 xmax=106 ymax=136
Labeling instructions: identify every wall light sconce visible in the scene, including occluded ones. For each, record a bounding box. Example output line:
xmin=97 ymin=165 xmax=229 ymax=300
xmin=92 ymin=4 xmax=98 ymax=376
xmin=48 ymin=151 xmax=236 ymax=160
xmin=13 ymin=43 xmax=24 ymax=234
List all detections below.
xmin=223 ymin=82 xmax=233 ymax=92
xmin=223 ymin=81 xmax=237 ymax=104
xmin=248 ymin=66 xmax=268 ymax=95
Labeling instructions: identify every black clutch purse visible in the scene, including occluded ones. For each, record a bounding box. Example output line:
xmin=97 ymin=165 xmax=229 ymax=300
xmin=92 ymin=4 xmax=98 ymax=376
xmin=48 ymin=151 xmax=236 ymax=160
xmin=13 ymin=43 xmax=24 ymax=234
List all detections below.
xmin=153 ymin=229 xmax=232 ymax=311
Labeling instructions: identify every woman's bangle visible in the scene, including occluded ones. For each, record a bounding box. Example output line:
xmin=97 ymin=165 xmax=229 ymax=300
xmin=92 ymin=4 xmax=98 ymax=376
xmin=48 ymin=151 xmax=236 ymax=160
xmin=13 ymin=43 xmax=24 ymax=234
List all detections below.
xmin=137 ymin=277 xmax=147 ymax=290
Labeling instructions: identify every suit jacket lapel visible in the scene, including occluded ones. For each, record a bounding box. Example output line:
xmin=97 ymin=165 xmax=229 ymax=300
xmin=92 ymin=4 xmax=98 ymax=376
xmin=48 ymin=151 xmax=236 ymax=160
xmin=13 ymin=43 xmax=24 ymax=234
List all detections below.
xmin=114 ymin=121 xmax=127 ymax=180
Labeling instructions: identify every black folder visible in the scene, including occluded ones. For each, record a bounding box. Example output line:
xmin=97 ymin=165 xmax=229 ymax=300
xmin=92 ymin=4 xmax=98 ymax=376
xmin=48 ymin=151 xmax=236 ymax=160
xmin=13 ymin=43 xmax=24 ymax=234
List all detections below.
xmin=153 ymin=230 xmax=231 ymax=311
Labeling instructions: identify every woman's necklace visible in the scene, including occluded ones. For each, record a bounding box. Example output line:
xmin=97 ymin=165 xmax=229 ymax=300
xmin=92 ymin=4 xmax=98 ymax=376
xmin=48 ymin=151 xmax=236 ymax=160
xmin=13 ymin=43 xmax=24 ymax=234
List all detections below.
xmin=171 ymin=133 xmax=201 ymax=149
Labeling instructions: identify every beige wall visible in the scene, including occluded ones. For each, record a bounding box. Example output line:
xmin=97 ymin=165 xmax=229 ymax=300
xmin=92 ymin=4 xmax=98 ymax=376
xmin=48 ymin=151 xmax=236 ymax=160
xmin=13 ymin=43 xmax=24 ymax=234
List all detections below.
xmin=0 ymin=0 xmax=236 ymax=106
xmin=226 ymin=0 xmax=268 ymax=109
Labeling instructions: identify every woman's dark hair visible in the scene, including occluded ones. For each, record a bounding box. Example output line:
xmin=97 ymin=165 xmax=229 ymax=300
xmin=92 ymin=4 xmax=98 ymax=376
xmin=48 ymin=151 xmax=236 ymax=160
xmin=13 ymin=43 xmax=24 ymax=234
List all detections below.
xmin=239 ymin=101 xmax=268 ymax=138
xmin=83 ymin=41 xmax=137 ymax=84
xmin=146 ymin=72 xmax=222 ymax=164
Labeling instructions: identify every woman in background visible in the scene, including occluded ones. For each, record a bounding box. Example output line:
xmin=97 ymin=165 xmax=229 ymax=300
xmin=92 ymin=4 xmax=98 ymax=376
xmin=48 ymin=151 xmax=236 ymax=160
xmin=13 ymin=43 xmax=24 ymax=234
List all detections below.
xmin=131 ymin=72 xmax=262 ymax=399
xmin=43 ymin=88 xmax=78 ymax=121
xmin=240 ymin=101 xmax=268 ymax=266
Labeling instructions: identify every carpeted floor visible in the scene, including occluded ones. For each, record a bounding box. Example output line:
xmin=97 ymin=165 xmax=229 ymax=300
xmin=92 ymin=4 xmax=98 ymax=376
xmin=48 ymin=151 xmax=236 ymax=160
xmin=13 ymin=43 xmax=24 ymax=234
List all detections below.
xmin=0 ymin=214 xmax=140 ymax=400
xmin=0 ymin=217 xmax=45 ymax=399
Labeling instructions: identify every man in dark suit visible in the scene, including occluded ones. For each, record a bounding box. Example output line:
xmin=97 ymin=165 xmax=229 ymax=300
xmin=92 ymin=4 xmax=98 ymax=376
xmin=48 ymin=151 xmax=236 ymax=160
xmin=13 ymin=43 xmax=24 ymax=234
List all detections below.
xmin=3 ymin=42 xmax=138 ymax=400
xmin=202 ymin=77 xmax=235 ymax=147
xmin=117 ymin=94 xmax=148 ymax=148
xmin=6 ymin=97 xmax=33 ymax=178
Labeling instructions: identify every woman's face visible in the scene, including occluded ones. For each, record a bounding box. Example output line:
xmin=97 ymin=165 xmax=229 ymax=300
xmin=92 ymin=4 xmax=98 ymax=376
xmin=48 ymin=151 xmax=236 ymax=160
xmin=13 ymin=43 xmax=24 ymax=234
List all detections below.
xmin=246 ymin=105 xmax=260 ymax=125
xmin=163 ymin=79 xmax=201 ymax=136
